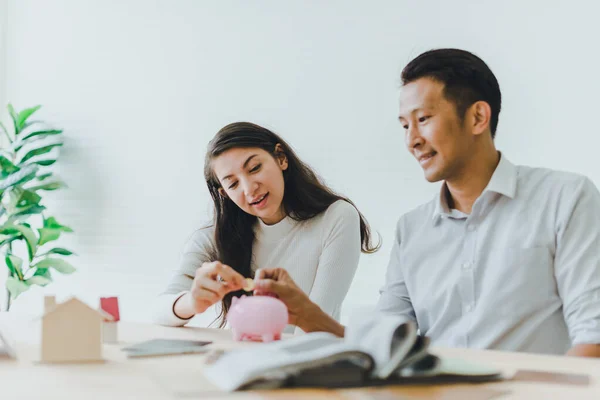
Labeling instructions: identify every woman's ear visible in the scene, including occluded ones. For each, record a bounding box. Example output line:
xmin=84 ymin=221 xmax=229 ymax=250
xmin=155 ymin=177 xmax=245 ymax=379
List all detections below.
xmin=274 ymin=143 xmax=288 ymax=171
xmin=218 ymin=187 xmax=228 ymax=198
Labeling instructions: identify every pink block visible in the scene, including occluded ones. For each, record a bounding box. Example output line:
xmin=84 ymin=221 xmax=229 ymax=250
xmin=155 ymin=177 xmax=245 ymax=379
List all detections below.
xmin=100 ymin=297 xmax=120 ymax=322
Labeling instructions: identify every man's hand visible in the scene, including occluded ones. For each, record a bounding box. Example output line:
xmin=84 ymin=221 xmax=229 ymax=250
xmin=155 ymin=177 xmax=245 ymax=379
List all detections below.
xmin=253 ymin=267 xmax=345 ymax=337
xmin=567 ymin=343 xmax=600 ymax=357
xmin=254 ymin=267 xmax=315 ymax=327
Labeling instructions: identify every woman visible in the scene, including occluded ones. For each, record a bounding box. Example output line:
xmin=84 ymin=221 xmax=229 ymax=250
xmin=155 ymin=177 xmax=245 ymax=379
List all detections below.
xmin=154 ymin=122 xmax=378 ymax=330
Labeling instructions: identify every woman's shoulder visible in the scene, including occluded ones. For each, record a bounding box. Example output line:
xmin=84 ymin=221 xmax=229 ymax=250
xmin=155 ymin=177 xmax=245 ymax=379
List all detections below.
xmin=310 ymin=200 xmax=361 ymax=247
xmin=323 ymin=199 xmax=360 ymax=220
xmin=306 ymin=200 xmax=360 ymax=231
xmin=183 ymin=225 xmax=216 ymax=252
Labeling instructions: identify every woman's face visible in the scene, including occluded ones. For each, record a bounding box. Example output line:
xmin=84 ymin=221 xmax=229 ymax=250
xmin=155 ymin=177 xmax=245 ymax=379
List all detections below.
xmin=212 ymin=146 xmax=288 ymax=225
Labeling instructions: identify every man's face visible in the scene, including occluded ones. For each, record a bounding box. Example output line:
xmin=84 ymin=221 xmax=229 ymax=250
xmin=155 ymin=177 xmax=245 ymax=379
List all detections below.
xmin=399 ymin=77 xmax=473 ymax=183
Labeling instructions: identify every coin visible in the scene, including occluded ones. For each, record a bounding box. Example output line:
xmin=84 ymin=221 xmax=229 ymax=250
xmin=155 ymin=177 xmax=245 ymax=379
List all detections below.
xmin=243 ymin=277 xmax=255 ymax=291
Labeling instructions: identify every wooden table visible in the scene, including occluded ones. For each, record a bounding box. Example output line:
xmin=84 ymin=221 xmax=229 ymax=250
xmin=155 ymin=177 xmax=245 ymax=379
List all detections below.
xmin=1 ymin=313 xmax=599 ymax=399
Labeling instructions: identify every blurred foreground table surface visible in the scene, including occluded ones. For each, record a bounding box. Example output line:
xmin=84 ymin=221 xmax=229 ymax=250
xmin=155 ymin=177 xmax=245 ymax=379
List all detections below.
xmin=1 ymin=313 xmax=599 ymax=399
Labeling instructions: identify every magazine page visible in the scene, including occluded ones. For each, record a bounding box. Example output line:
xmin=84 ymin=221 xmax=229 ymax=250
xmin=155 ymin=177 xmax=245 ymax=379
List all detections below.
xmin=203 ymin=331 xmax=372 ymax=391
xmin=397 ymin=354 xmax=504 ymax=380
xmin=345 ymin=314 xmax=418 ymax=379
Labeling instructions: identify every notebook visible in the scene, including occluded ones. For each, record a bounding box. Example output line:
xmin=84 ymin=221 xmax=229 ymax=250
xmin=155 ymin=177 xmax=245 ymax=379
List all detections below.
xmin=121 ymin=338 xmax=212 ymax=358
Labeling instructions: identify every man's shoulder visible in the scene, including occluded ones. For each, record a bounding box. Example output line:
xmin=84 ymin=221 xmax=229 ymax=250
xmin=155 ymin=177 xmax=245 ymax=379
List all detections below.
xmin=516 ymin=164 xmax=592 ymax=192
xmin=395 ymin=197 xmax=438 ymax=231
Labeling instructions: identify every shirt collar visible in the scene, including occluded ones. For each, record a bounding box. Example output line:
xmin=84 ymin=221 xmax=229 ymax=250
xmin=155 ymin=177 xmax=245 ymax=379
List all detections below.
xmin=432 ymin=152 xmax=517 ymax=224
xmin=483 ymin=152 xmax=517 ymax=199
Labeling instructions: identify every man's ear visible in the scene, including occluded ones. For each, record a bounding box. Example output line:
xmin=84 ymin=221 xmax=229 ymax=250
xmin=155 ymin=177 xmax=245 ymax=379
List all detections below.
xmin=470 ymin=101 xmax=492 ymax=136
xmin=274 ymin=143 xmax=288 ymax=171
xmin=218 ymin=187 xmax=228 ymax=198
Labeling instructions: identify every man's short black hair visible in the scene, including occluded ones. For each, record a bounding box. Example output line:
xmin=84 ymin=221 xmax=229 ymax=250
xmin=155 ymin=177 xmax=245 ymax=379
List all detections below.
xmin=401 ymin=48 xmax=502 ymax=138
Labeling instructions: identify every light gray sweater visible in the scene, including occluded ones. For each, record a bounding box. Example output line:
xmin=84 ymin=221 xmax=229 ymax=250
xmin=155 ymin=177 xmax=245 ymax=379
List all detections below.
xmin=154 ymin=200 xmax=362 ymax=330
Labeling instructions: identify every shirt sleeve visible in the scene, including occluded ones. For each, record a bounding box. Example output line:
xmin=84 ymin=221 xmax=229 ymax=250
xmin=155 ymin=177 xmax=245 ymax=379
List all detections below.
xmin=305 ymin=201 xmax=362 ymax=322
xmin=153 ymin=227 xmax=216 ymax=327
xmin=555 ymin=176 xmax=600 ymax=345
xmin=375 ymin=217 xmax=416 ymax=323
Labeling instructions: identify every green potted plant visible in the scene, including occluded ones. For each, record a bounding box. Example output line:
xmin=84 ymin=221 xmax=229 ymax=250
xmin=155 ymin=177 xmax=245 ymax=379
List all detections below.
xmin=0 ymin=104 xmax=75 ymax=311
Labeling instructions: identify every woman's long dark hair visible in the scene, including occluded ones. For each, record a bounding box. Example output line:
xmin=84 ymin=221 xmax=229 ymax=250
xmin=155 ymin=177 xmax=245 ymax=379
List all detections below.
xmin=204 ymin=122 xmax=380 ymax=326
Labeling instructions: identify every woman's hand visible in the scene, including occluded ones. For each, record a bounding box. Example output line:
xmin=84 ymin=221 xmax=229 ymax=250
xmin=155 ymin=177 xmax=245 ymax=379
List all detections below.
xmin=253 ymin=267 xmax=317 ymax=327
xmin=174 ymin=261 xmax=244 ymax=319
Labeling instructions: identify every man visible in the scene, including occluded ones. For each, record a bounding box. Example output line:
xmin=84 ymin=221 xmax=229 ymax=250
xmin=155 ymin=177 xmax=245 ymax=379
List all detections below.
xmin=254 ymin=48 xmax=600 ymax=357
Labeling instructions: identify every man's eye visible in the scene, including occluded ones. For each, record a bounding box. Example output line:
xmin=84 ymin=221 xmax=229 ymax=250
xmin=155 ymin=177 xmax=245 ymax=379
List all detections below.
xmin=418 ymin=116 xmax=430 ymax=123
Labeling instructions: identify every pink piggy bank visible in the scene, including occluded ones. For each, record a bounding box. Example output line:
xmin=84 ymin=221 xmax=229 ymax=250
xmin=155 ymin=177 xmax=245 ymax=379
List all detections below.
xmin=228 ymin=295 xmax=289 ymax=342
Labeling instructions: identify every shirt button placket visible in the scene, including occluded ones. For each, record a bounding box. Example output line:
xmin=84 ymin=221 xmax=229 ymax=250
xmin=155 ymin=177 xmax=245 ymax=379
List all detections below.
xmin=462 ymin=221 xmax=478 ymax=347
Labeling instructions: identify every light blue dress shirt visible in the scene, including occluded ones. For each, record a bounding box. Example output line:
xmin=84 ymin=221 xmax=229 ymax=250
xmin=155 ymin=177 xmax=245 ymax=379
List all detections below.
xmin=377 ymin=154 xmax=600 ymax=354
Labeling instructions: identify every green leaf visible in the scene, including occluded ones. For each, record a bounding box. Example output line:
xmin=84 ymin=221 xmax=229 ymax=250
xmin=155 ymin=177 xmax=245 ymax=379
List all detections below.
xmin=0 ymin=121 xmax=12 ymax=143
xmin=32 ymin=257 xmax=76 ymax=274
xmin=6 ymin=276 xmax=29 ymax=299
xmin=9 ymin=205 xmax=46 ymax=224
xmin=2 ymin=188 xmax=46 ymax=224
xmin=36 ymin=172 xmax=53 ymax=181
xmin=13 ymin=130 xmax=63 ymax=152
xmin=15 ymin=204 xmax=46 ymax=216
xmin=0 ymin=156 xmax=18 ymax=171
xmin=19 ymin=143 xmax=63 ymax=164
xmin=26 ymin=275 xmax=52 ymax=286
xmin=16 ymin=105 xmax=41 ymax=131
xmin=37 ymin=228 xmax=61 ymax=246
xmin=0 ymin=227 xmax=19 ymax=235
xmin=0 ymin=121 xmax=7 ymax=135
xmin=36 ymin=217 xmax=73 ymax=246
xmin=33 ymin=267 xmax=52 ymax=280
xmin=16 ymin=188 xmax=41 ymax=207
xmin=40 ymin=247 xmax=75 ymax=256
xmin=1 ymin=186 xmax=22 ymax=213
xmin=26 ymin=180 xmax=66 ymax=192
xmin=0 ymin=156 xmax=18 ymax=170
xmin=10 ymin=224 xmax=37 ymax=261
xmin=5 ymin=254 xmax=23 ymax=279
xmin=0 ymin=164 xmax=39 ymax=191
xmin=20 ymin=129 xmax=62 ymax=142
xmin=32 ymin=159 xmax=57 ymax=167
xmin=0 ymin=233 xmax=14 ymax=242
xmin=44 ymin=216 xmax=73 ymax=232
xmin=0 ymin=156 xmax=19 ymax=179
xmin=7 ymin=104 xmax=19 ymax=134
xmin=0 ymin=235 xmax=20 ymax=248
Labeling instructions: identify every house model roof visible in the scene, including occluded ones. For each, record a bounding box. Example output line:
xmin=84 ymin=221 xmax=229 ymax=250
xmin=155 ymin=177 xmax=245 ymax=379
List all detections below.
xmin=43 ymin=297 xmax=115 ymax=322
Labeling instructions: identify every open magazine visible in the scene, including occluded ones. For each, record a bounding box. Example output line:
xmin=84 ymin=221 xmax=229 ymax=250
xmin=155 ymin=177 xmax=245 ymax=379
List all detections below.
xmin=204 ymin=315 xmax=504 ymax=391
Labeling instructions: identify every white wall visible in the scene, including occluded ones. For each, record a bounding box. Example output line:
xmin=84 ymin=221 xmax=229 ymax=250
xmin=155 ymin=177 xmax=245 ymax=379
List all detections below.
xmin=0 ymin=0 xmax=6 ymax=124
xmin=3 ymin=1 xmax=600 ymax=324
xmin=0 ymin=0 xmax=8 ymax=307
